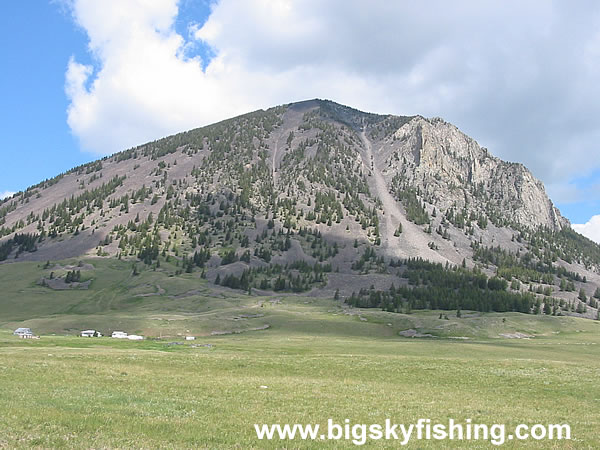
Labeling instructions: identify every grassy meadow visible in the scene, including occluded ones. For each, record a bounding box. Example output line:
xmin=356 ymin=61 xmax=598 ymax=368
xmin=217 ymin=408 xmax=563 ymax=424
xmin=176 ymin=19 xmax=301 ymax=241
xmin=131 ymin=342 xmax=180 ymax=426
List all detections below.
xmin=0 ymin=259 xmax=599 ymax=448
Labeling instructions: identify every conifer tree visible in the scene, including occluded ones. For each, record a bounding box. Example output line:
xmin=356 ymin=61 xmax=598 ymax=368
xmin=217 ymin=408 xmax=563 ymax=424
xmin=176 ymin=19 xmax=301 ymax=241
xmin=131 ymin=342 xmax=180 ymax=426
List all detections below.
xmin=543 ymin=302 xmax=551 ymax=315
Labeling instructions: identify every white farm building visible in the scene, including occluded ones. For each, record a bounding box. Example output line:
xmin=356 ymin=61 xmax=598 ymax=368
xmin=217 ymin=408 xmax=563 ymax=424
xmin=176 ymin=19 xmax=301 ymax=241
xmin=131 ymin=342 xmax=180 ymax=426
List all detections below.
xmin=127 ymin=335 xmax=144 ymax=340
xmin=81 ymin=330 xmax=102 ymax=337
xmin=13 ymin=328 xmax=34 ymax=338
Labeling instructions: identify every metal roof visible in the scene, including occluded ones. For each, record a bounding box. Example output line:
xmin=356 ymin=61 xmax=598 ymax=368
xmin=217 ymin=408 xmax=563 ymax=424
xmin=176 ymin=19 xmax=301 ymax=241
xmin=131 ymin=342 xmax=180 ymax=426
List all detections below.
xmin=14 ymin=328 xmax=32 ymax=334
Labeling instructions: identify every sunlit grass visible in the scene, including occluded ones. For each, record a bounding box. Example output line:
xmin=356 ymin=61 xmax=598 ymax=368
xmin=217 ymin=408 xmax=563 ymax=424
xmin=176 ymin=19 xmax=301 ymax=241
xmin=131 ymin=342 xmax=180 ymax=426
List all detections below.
xmin=0 ymin=259 xmax=598 ymax=447
xmin=0 ymin=326 xmax=598 ymax=448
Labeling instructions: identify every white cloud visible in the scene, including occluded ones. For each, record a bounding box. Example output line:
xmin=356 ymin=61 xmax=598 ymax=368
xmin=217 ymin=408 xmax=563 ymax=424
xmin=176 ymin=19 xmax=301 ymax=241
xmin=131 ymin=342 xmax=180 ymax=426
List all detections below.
xmin=64 ymin=0 xmax=600 ymax=201
xmin=573 ymin=215 xmax=600 ymax=244
xmin=65 ymin=0 xmax=228 ymax=154
xmin=0 ymin=191 xmax=16 ymax=200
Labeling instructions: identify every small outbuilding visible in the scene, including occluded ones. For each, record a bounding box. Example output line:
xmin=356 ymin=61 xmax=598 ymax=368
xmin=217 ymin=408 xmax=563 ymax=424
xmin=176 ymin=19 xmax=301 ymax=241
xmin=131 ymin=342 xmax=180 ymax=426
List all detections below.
xmin=13 ymin=328 xmax=34 ymax=338
xmin=127 ymin=334 xmax=144 ymax=340
xmin=81 ymin=330 xmax=102 ymax=337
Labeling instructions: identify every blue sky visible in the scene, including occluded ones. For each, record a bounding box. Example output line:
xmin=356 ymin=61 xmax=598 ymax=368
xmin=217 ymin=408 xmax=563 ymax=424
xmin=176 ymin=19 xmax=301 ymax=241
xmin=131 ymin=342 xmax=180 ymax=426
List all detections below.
xmin=1 ymin=1 xmax=600 ymax=241
xmin=0 ymin=1 xmax=213 ymax=197
xmin=0 ymin=2 xmax=90 ymax=195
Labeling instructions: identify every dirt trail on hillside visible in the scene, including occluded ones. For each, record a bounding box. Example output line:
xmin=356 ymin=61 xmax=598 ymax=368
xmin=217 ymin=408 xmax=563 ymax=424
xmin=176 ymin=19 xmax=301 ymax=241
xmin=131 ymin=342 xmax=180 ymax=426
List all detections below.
xmin=270 ymin=103 xmax=317 ymax=188
xmin=271 ymin=130 xmax=282 ymax=186
xmin=359 ymin=129 xmax=447 ymax=263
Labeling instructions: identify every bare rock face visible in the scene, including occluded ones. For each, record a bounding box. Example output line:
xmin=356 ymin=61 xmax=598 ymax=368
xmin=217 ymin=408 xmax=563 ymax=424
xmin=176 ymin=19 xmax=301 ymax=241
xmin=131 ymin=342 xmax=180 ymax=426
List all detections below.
xmin=377 ymin=116 xmax=568 ymax=231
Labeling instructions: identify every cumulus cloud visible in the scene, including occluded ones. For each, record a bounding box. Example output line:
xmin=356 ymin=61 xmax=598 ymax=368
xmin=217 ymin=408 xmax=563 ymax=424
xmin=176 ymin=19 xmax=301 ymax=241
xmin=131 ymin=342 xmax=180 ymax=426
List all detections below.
xmin=65 ymin=0 xmax=600 ymax=199
xmin=573 ymin=216 xmax=600 ymax=244
xmin=0 ymin=191 xmax=16 ymax=200
xmin=65 ymin=0 xmax=230 ymax=154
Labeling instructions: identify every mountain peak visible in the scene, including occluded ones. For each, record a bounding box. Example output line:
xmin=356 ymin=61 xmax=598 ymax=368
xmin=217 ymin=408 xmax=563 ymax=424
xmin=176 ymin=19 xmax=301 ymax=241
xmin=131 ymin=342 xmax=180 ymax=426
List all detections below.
xmin=0 ymin=100 xmax=594 ymax=286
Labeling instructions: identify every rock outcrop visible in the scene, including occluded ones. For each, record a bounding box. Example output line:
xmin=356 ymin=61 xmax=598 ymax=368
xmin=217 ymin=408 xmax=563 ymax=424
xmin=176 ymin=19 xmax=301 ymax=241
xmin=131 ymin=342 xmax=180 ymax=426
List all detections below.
xmin=377 ymin=116 xmax=568 ymax=231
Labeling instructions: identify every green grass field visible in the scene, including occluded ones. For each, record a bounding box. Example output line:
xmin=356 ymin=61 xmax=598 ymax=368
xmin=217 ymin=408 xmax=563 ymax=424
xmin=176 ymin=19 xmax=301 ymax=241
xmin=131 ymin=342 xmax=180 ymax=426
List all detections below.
xmin=0 ymin=259 xmax=599 ymax=448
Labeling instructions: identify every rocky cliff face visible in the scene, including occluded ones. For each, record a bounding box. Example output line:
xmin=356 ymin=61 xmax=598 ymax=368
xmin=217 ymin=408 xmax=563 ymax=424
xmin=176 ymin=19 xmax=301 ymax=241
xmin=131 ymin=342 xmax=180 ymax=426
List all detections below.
xmin=374 ymin=116 xmax=568 ymax=231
